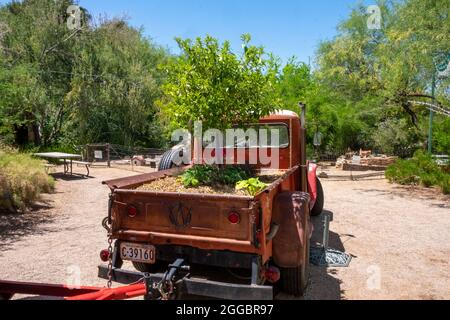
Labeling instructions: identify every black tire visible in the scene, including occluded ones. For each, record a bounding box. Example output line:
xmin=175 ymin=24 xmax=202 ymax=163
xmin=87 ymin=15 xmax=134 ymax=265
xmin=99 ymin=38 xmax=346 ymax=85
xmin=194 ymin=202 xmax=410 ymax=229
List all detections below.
xmin=158 ymin=148 xmax=183 ymax=171
xmin=311 ymin=178 xmax=324 ymax=217
xmin=280 ymin=236 xmax=310 ymax=296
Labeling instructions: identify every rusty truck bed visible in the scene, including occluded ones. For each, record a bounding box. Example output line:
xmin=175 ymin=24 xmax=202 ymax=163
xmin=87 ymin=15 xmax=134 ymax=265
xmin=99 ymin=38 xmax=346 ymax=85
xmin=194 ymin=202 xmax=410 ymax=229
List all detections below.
xmin=103 ymin=166 xmax=300 ymax=261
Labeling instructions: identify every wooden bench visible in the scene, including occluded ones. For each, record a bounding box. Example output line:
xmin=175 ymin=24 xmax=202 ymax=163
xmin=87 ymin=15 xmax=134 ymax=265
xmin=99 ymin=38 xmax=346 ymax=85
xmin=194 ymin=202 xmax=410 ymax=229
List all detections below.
xmin=72 ymin=161 xmax=92 ymax=177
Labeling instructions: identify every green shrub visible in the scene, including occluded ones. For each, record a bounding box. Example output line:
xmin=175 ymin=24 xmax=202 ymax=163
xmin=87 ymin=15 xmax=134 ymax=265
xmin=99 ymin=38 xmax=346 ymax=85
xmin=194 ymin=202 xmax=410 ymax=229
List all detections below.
xmin=179 ymin=165 xmax=253 ymax=188
xmin=420 ymin=174 xmax=438 ymax=188
xmin=235 ymin=178 xmax=268 ymax=196
xmin=385 ymin=159 xmax=420 ymax=185
xmin=440 ymin=179 xmax=450 ymax=195
xmin=386 ymin=150 xmax=450 ymax=195
xmin=0 ymin=146 xmax=55 ymax=212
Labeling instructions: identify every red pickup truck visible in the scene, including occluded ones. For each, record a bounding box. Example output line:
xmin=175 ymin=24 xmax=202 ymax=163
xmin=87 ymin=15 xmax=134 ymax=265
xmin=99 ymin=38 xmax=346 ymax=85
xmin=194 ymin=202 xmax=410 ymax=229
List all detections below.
xmin=99 ymin=106 xmax=324 ymax=300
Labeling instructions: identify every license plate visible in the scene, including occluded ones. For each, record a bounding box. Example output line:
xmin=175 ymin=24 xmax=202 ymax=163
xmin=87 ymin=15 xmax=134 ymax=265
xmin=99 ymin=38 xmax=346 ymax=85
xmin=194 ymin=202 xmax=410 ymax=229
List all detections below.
xmin=120 ymin=242 xmax=156 ymax=264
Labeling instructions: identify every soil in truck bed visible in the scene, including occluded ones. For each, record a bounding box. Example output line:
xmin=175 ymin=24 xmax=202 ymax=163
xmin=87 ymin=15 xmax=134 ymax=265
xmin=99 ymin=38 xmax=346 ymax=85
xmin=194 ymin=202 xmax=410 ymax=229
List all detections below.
xmin=135 ymin=171 xmax=284 ymax=196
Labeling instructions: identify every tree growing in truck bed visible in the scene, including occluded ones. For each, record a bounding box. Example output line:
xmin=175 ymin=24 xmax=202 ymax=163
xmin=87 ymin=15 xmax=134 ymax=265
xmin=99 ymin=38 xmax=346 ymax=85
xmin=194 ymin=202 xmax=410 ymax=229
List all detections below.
xmin=160 ymin=34 xmax=282 ymax=132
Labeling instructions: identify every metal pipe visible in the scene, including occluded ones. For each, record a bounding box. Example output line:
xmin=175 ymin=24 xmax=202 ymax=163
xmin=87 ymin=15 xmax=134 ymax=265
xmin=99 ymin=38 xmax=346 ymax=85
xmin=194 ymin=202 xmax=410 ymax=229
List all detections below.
xmin=428 ymin=73 xmax=436 ymax=153
xmin=323 ymin=213 xmax=330 ymax=250
xmin=299 ymin=102 xmax=308 ymax=192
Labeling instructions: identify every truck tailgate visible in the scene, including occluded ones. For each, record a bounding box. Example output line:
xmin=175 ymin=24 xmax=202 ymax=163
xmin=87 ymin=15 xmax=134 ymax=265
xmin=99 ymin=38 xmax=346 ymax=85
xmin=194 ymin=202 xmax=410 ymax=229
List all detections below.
xmin=111 ymin=190 xmax=260 ymax=253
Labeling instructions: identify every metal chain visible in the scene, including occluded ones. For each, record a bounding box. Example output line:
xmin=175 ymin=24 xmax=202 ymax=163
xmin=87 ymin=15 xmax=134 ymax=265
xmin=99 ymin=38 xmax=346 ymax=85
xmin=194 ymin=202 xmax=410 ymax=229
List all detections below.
xmin=105 ymin=192 xmax=114 ymax=289
xmin=157 ymin=280 xmax=174 ymax=300
xmin=107 ymin=235 xmax=113 ymax=288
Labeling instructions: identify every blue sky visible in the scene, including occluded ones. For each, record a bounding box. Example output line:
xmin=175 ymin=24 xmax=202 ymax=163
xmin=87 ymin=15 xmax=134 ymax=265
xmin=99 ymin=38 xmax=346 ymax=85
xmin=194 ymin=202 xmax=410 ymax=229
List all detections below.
xmin=75 ymin=0 xmax=371 ymax=64
xmin=1 ymin=0 xmax=373 ymax=64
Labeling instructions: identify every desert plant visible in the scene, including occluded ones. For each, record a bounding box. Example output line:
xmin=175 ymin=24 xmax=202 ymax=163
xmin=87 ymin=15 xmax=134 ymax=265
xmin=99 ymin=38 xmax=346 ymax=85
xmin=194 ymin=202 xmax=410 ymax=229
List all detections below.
xmin=440 ymin=178 xmax=450 ymax=195
xmin=179 ymin=165 xmax=252 ymax=188
xmin=386 ymin=150 xmax=450 ymax=194
xmin=0 ymin=147 xmax=54 ymax=212
xmin=235 ymin=178 xmax=268 ymax=196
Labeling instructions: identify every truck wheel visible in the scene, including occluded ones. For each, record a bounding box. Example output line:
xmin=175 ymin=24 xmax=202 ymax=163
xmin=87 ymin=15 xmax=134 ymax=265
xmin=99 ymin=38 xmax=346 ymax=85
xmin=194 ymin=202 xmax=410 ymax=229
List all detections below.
xmin=311 ymin=178 xmax=324 ymax=217
xmin=280 ymin=236 xmax=310 ymax=296
xmin=158 ymin=148 xmax=183 ymax=171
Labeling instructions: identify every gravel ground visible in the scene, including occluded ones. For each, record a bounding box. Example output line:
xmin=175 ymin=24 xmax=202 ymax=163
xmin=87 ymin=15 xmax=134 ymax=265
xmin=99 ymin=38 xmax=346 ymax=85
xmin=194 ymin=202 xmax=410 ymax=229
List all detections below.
xmin=1 ymin=166 xmax=449 ymax=300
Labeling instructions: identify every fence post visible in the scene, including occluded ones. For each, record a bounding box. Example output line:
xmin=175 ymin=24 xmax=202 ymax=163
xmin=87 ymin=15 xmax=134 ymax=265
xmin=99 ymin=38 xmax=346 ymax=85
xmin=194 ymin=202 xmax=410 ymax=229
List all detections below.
xmin=106 ymin=144 xmax=111 ymax=167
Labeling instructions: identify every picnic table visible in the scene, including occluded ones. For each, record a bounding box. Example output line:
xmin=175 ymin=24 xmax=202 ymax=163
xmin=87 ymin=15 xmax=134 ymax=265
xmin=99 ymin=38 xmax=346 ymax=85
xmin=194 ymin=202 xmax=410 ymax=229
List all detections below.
xmin=34 ymin=152 xmax=91 ymax=177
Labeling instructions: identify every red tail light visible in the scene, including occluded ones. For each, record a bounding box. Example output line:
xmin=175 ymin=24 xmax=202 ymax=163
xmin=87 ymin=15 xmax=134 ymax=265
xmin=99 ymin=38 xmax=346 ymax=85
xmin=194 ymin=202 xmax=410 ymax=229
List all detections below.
xmin=228 ymin=212 xmax=240 ymax=224
xmin=100 ymin=249 xmax=110 ymax=262
xmin=127 ymin=205 xmax=138 ymax=218
xmin=265 ymin=266 xmax=281 ymax=284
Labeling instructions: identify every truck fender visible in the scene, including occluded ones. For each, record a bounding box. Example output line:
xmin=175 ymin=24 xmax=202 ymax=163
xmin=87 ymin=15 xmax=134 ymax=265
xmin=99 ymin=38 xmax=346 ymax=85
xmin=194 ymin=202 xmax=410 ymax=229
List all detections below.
xmin=307 ymin=162 xmax=318 ymax=209
xmin=272 ymin=192 xmax=311 ymax=268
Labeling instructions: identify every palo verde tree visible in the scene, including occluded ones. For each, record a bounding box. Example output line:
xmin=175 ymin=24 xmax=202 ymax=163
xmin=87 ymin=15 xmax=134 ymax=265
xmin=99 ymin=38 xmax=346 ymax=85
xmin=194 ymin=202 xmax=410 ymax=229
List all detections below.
xmin=160 ymin=34 xmax=281 ymax=131
xmin=312 ymin=0 xmax=450 ymax=156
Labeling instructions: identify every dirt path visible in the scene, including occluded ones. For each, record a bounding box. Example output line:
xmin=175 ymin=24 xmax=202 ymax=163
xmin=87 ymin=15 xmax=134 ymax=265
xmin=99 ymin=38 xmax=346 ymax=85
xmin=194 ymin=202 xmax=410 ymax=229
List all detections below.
xmin=302 ymin=172 xmax=450 ymax=300
xmin=0 ymin=167 xmax=143 ymax=291
xmin=1 ymin=167 xmax=449 ymax=300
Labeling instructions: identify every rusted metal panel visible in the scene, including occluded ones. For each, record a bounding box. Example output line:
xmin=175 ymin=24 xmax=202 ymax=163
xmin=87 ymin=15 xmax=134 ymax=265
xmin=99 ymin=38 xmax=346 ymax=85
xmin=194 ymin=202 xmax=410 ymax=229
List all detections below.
xmin=108 ymin=166 xmax=301 ymax=257
xmin=114 ymin=189 xmax=254 ymax=201
xmin=112 ymin=194 xmax=253 ymax=241
xmin=102 ymin=166 xmax=186 ymax=190
xmin=271 ymin=192 xmax=311 ymax=268
xmin=115 ymin=230 xmax=257 ymax=253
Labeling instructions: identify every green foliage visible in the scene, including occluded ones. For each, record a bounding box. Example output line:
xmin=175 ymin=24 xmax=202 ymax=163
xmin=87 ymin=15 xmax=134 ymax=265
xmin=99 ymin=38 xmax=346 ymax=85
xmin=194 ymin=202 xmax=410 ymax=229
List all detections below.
xmin=235 ymin=178 xmax=268 ymax=196
xmin=0 ymin=146 xmax=55 ymax=212
xmin=276 ymin=57 xmax=311 ymax=112
xmin=161 ymin=34 xmax=281 ymax=131
xmin=433 ymin=118 xmax=450 ymax=155
xmin=0 ymin=0 xmax=169 ymax=148
xmin=309 ymin=0 xmax=450 ymax=156
xmin=67 ymin=19 xmax=169 ymax=147
xmin=179 ymin=165 xmax=252 ymax=188
xmin=1 ymin=0 xmax=448 ymax=158
xmin=386 ymin=151 xmax=450 ymax=194
xmin=373 ymin=118 xmax=423 ymax=158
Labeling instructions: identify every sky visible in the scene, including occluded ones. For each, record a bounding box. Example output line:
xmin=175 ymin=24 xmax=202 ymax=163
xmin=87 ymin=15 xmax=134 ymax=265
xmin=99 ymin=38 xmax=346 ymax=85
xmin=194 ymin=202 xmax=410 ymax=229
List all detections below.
xmin=74 ymin=0 xmax=371 ymax=65
xmin=0 ymin=0 xmax=373 ymax=64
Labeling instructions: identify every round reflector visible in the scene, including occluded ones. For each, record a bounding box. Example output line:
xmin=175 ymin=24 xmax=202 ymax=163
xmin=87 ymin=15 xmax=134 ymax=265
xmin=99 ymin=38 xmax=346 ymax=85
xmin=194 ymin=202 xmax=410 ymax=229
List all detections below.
xmin=100 ymin=249 xmax=110 ymax=262
xmin=127 ymin=205 xmax=138 ymax=218
xmin=228 ymin=212 xmax=240 ymax=224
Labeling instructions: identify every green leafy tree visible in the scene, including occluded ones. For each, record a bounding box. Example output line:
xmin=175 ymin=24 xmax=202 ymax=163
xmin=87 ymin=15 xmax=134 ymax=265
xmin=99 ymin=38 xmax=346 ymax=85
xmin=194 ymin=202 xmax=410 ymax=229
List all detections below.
xmin=276 ymin=57 xmax=311 ymax=111
xmin=161 ymin=34 xmax=281 ymax=131
xmin=311 ymin=0 xmax=450 ymax=157
xmin=0 ymin=0 xmax=80 ymax=146
xmin=0 ymin=0 xmax=169 ymax=148
xmin=66 ymin=19 xmax=169 ymax=147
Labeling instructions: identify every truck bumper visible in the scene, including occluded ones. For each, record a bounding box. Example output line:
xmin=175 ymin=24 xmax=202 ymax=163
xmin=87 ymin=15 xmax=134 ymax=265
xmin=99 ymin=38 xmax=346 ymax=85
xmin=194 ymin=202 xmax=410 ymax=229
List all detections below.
xmin=98 ymin=265 xmax=273 ymax=301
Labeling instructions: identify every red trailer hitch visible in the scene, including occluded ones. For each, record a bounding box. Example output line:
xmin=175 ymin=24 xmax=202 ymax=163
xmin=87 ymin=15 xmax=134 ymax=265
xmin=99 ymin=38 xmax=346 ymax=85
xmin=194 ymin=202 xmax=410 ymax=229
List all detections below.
xmin=0 ymin=259 xmax=188 ymax=301
xmin=0 ymin=279 xmax=147 ymax=301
